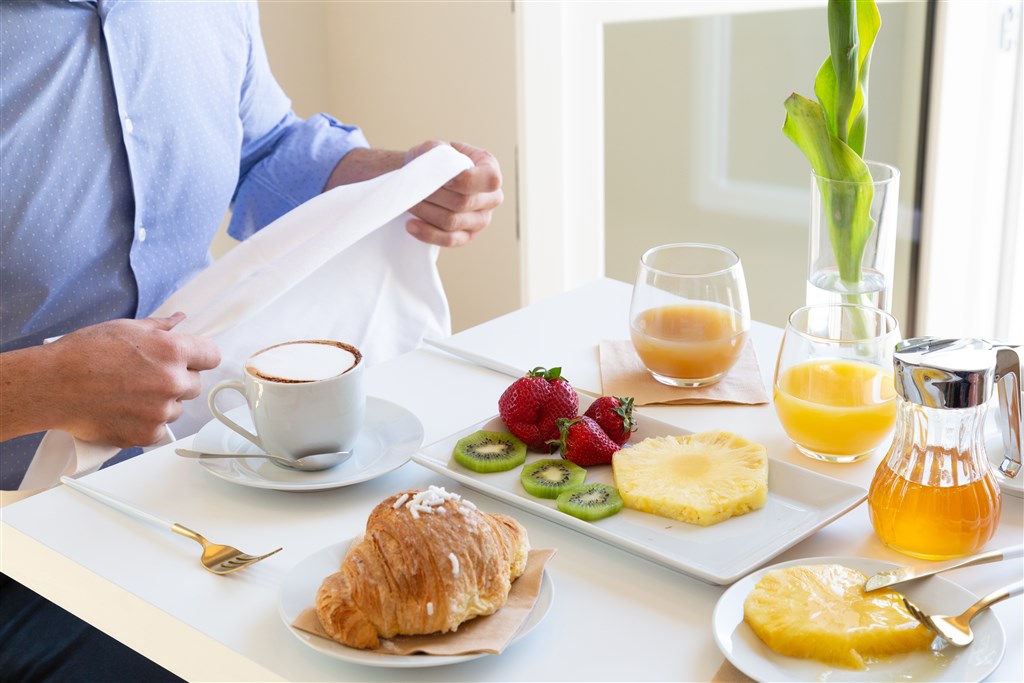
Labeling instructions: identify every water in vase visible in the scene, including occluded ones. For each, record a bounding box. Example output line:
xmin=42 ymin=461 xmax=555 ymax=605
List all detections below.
xmin=806 ymin=267 xmax=890 ymax=312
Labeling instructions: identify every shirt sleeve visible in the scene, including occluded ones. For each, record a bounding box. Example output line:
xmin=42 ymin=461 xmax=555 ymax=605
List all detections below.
xmin=228 ymin=2 xmax=369 ymax=241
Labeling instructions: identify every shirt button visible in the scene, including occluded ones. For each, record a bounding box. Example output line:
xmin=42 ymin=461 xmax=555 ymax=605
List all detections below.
xmin=124 ymin=116 xmax=134 ymax=134
xmin=138 ymin=226 xmax=147 ymax=242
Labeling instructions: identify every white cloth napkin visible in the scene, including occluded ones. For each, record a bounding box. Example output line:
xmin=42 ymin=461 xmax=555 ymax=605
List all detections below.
xmin=5 ymin=146 xmax=472 ymax=505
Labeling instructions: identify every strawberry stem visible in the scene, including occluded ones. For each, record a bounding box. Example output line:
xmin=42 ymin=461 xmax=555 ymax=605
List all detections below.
xmin=528 ymin=366 xmax=564 ymax=381
xmin=615 ymin=396 xmax=638 ymax=434
xmin=550 ymin=416 xmax=582 ymax=456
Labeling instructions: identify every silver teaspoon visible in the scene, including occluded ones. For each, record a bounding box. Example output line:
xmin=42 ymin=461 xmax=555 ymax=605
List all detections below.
xmin=175 ymin=447 xmax=351 ymax=472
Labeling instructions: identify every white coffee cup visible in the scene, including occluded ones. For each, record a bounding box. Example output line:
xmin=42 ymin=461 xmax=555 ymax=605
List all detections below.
xmin=207 ymin=340 xmax=365 ymax=470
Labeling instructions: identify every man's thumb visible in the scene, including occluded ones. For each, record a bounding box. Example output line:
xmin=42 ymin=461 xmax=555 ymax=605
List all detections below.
xmin=144 ymin=311 xmax=187 ymax=331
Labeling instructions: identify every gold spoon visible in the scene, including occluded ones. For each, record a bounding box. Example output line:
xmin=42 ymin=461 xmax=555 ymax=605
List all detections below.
xmin=902 ymin=580 xmax=1023 ymax=646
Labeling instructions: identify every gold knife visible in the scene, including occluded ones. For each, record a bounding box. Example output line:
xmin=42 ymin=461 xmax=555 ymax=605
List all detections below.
xmin=864 ymin=545 xmax=1023 ymax=592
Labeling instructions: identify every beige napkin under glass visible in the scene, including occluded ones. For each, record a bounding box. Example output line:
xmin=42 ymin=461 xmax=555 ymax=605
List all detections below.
xmin=599 ymin=340 xmax=769 ymax=406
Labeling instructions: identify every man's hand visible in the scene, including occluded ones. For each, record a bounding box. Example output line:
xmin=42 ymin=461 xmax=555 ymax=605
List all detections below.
xmin=0 ymin=313 xmax=220 ymax=447
xmin=324 ymin=140 xmax=504 ymax=247
xmin=403 ymin=140 xmax=503 ymax=247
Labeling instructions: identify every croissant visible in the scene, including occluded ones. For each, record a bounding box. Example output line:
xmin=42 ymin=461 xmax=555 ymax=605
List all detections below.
xmin=315 ymin=486 xmax=531 ymax=649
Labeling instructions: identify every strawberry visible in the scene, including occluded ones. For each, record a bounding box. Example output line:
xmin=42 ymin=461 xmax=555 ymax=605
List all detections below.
xmin=498 ymin=366 xmax=579 ymax=452
xmin=553 ymin=416 xmax=620 ymax=467
xmin=584 ymin=396 xmax=637 ymax=446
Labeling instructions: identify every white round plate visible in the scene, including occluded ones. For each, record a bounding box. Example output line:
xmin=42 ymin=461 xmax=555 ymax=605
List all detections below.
xmin=712 ymin=555 xmax=1006 ymax=682
xmin=278 ymin=539 xmax=554 ymax=668
xmin=191 ymin=397 xmax=423 ymax=491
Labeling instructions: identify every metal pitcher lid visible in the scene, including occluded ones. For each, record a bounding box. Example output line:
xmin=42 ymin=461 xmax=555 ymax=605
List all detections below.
xmin=893 ymin=337 xmax=1001 ymax=408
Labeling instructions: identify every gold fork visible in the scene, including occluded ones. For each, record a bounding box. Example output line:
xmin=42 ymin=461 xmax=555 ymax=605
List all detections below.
xmin=902 ymin=580 xmax=1023 ymax=647
xmin=60 ymin=476 xmax=282 ymax=575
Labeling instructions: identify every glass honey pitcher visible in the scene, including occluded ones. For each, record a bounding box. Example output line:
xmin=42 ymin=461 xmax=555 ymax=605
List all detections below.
xmin=868 ymin=338 xmax=1022 ymax=560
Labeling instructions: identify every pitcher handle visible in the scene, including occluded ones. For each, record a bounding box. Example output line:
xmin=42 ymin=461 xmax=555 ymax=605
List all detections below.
xmin=207 ymin=380 xmax=264 ymax=452
xmin=995 ymin=347 xmax=1022 ymax=478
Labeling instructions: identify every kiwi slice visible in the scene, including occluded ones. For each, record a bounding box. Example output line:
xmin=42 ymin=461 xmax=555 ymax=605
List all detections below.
xmin=556 ymin=483 xmax=623 ymax=521
xmin=452 ymin=430 xmax=527 ymax=473
xmin=520 ymin=459 xmax=586 ymax=499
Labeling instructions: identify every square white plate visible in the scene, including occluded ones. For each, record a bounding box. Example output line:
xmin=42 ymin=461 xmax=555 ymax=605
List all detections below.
xmin=412 ymin=403 xmax=867 ymax=585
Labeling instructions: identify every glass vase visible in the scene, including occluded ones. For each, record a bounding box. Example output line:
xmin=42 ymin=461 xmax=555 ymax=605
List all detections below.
xmin=806 ymin=161 xmax=900 ymax=312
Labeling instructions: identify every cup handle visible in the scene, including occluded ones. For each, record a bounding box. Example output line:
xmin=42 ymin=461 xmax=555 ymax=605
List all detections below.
xmin=207 ymin=380 xmax=264 ymax=451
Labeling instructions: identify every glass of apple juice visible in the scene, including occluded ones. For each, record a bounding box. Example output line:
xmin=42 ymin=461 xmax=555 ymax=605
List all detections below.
xmin=629 ymin=243 xmax=750 ymax=387
xmin=773 ymin=303 xmax=900 ymax=463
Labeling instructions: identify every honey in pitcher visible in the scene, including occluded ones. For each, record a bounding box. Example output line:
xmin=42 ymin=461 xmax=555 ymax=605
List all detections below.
xmin=868 ymin=447 xmax=1002 ymax=560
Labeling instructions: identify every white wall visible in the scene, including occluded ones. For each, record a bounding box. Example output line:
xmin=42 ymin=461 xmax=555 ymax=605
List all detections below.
xmin=603 ymin=3 xmax=925 ymax=331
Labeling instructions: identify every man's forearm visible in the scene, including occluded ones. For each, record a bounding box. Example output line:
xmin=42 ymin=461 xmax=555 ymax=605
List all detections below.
xmin=323 ymin=148 xmax=406 ymax=191
xmin=0 ymin=346 xmax=57 ymax=440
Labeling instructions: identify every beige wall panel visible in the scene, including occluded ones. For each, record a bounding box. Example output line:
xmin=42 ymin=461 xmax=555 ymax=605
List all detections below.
xmin=258 ymin=1 xmax=331 ymax=119
xmin=251 ymin=0 xmax=519 ymax=333
xmin=321 ymin=0 xmax=520 ymax=332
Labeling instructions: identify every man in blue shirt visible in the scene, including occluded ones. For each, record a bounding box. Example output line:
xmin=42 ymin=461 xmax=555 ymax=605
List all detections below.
xmin=0 ymin=1 xmax=503 ymax=679
xmin=0 ymin=1 xmax=502 ymax=486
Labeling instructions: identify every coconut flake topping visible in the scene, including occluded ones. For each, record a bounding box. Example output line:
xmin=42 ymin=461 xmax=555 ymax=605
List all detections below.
xmin=448 ymin=552 xmax=460 ymax=576
xmin=404 ymin=485 xmax=466 ymax=520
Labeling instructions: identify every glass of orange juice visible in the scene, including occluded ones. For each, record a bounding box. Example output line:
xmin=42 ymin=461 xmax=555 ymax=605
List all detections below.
xmin=629 ymin=243 xmax=750 ymax=387
xmin=773 ymin=304 xmax=900 ymax=463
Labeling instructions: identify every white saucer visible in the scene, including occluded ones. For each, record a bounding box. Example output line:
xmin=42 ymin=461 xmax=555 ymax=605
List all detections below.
xmin=712 ymin=555 xmax=1006 ymax=682
xmin=191 ymin=397 xmax=424 ymax=491
xmin=278 ymin=539 xmax=554 ymax=668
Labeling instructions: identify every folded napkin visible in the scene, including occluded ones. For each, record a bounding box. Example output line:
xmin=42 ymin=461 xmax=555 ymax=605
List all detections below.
xmin=598 ymin=340 xmax=770 ymax=407
xmin=291 ymin=548 xmax=555 ymax=656
xmin=4 ymin=146 xmax=473 ymax=506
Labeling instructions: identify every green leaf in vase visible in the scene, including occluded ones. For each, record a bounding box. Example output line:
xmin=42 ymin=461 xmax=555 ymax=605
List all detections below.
xmin=782 ymin=94 xmax=874 ymax=284
xmin=814 ymin=0 xmax=879 ymax=156
xmin=784 ymin=0 xmax=881 ymax=289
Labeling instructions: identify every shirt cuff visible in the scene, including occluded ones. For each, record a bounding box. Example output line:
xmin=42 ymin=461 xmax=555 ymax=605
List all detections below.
xmin=228 ymin=113 xmax=370 ymax=240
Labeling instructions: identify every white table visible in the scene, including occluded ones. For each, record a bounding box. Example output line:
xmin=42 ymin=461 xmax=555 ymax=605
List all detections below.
xmin=2 ymin=278 xmax=1021 ymax=681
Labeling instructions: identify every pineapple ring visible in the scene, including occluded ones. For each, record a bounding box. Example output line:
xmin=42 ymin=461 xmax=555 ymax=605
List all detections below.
xmin=611 ymin=430 xmax=767 ymax=526
xmin=743 ymin=564 xmax=934 ymax=670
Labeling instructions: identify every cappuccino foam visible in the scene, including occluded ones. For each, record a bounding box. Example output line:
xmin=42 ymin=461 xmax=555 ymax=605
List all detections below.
xmin=247 ymin=341 xmax=358 ymax=383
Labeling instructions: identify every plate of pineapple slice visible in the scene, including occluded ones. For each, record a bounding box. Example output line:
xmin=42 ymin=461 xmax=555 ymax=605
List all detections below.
xmin=413 ymin=394 xmax=866 ymax=585
xmin=713 ymin=556 xmax=1006 ymax=682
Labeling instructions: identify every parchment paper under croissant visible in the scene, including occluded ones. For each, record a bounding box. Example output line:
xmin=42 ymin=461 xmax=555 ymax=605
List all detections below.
xmin=315 ymin=486 xmax=533 ymax=650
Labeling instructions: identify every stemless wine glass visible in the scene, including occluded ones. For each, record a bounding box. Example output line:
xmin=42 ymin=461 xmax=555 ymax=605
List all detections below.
xmin=773 ymin=304 xmax=900 ymax=463
xmin=629 ymin=243 xmax=750 ymax=387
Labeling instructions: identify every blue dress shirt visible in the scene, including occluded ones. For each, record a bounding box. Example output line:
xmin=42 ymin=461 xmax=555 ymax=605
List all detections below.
xmin=0 ymin=0 xmax=370 ymax=488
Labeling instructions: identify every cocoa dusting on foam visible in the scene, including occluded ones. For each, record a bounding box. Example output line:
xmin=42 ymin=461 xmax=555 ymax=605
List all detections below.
xmin=246 ymin=340 xmax=360 ymax=383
